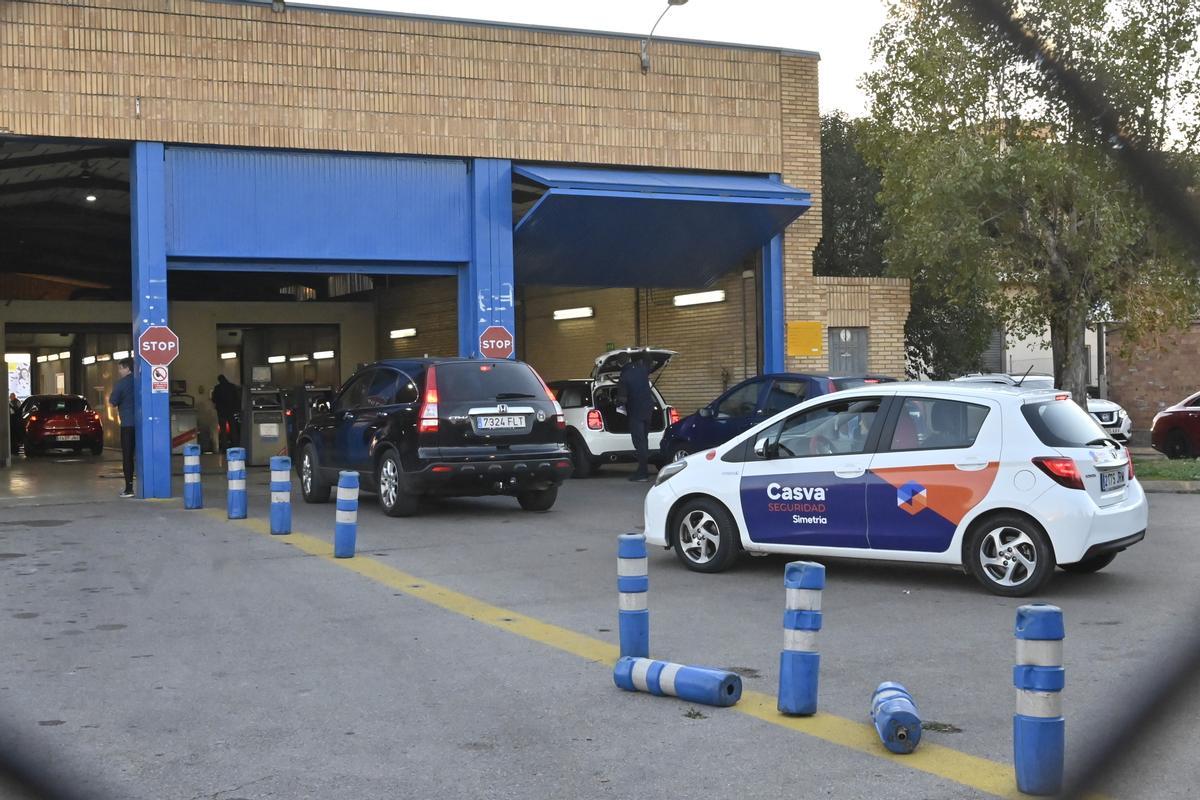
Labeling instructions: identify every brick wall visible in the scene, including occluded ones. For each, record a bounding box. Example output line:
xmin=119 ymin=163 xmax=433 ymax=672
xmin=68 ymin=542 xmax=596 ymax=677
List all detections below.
xmin=374 ymin=278 xmax=458 ymax=359
xmin=636 ymin=267 xmax=760 ymax=413
xmin=1 ymin=0 xmax=785 ymax=172
xmin=520 ymin=286 xmax=636 ymax=382
xmin=1106 ymin=322 xmax=1200 ymax=430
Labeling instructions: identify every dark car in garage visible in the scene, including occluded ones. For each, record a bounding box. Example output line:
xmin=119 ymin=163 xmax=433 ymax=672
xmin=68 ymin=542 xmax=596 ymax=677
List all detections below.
xmin=658 ymin=372 xmax=897 ymax=462
xmin=294 ymin=358 xmax=572 ymax=516
xmin=21 ymin=394 xmax=104 ymax=456
xmin=1151 ymin=391 xmax=1200 ymax=459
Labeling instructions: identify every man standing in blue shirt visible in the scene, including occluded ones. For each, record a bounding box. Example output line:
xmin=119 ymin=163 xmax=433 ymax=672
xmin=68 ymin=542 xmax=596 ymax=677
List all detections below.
xmin=109 ymin=358 xmax=136 ymax=498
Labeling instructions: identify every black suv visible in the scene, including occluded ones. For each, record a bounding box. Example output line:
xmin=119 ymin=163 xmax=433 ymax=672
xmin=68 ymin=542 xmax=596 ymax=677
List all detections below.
xmin=295 ymin=358 xmax=571 ymax=516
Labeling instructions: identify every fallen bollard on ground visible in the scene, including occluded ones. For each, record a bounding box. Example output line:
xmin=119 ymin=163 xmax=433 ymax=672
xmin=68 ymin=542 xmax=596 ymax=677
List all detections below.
xmin=613 ymin=657 xmax=741 ymax=707
xmin=871 ymin=681 xmax=922 ymax=754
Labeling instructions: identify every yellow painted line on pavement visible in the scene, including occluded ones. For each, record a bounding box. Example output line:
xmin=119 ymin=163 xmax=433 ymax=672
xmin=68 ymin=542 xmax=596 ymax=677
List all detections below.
xmin=199 ymin=507 xmax=1088 ymax=799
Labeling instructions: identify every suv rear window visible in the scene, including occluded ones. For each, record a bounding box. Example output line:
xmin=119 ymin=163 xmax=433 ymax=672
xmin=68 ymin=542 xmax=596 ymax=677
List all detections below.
xmin=1021 ymin=399 xmax=1107 ymax=447
xmin=437 ymin=362 xmax=546 ymax=401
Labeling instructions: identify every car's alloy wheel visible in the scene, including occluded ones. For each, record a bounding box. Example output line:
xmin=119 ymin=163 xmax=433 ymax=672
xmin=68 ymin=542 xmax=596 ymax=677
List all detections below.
xmin=1166 ymin=429 xmax=1190 ymax=459
xmin=672 ymin=498 xmax=739 ymax=573
xmin=299 ymin=445 xmax=331 ymax=503
xmin=967 ymin=514 xmax=1053 ymax=596
xmin=377 ymin=451 xmax=418 ymax=517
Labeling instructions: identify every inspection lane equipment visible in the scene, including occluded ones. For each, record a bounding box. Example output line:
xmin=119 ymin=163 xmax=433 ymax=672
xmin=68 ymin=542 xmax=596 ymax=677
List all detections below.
xmin=614 ymin=657 xmax=741 ymax=708
xmin=226 ymin=447 xmax=247 ymax=520
xmin=617 ymin=532 xmax=649 ymax=659
xmin=334 ymin=471 xmax=359 ymax=558
xmin=269 ymin=455 xmax=291 ymax=535
xmin=1014 ymin=603 xmax=1065 ymax=796
xmin=206 ymin=511 xmax=1037 ymax=798
xmin=779 ymin=560 xmax=824 ymax=716
xmin=183 ymin=443 xmax=202 ymax=509
xmin=871 ymin=682 xmax=922 ymax=755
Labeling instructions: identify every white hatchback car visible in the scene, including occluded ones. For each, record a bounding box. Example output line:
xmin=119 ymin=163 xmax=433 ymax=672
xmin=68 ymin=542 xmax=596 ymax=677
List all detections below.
xmin=550 ymin=348 xmax=677 ymax=478
xmin=645 ymin=383 xmax=1147 ymax=596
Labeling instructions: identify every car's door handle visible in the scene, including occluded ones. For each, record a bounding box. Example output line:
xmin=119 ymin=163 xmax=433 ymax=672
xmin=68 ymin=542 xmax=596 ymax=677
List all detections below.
xmin=833 ymin=466 xmax=865 ymax=479
xmin=955 ymin=459 xmax=989 ymax=471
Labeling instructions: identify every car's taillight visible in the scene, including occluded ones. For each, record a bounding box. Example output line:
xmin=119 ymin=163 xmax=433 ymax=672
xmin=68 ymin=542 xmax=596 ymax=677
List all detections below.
xmin=530 ymin=369 xmax=565 ymax=430
xmin=418 ymin=366 xmax=439 ymax=433
xmin=828 ymin=379 xmax=838 ymax=394
xmin=1125 ymin=447 xmax=1135 ymax=480
xmin=28 ymin=414 xmax=38 ymax=424
xmin=586 ymin=409 xmax=604 ymax=430
xmin=1032 ymin=456 xmax=1085 ymax=490
xmin=667 ymin=406 xmax=680 ymax=426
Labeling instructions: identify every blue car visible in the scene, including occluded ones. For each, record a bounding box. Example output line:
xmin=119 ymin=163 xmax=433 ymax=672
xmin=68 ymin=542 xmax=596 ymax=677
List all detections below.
xmin=659 ymin=372 xmax=897 ymax=462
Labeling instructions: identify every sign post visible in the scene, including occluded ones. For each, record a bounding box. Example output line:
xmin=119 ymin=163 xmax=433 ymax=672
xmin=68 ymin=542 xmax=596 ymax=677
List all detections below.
xmin=478 ymin=325 xmax=514 ymax=359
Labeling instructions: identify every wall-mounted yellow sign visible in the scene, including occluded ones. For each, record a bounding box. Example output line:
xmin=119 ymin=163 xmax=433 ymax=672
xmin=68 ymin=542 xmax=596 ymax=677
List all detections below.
xmin=787 ymin=321 xmax=824 ymax=358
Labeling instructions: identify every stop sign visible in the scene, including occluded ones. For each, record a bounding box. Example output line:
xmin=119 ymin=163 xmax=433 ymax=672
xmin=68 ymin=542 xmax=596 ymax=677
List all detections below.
xmin=138 ymin=325 xmax=180 ymax=367
xmin=478 ymin=325 xmax=514 ymax=359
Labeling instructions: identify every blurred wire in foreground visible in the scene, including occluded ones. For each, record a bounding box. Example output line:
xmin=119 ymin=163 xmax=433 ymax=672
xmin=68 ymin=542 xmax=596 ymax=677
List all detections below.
xmin=961 ymin=0 xmax=1200 ymax=261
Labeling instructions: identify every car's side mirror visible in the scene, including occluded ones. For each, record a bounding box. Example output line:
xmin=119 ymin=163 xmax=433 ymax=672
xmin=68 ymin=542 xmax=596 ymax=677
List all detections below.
xmin=754 ymin=437 xmax=770 ymax=459
xmin=698 ymin=406 xmax=713 ymax=418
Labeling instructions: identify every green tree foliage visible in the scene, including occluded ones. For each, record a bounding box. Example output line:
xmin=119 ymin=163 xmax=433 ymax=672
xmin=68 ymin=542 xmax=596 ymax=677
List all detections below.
xmin=814 ymin=113 xmax=886 ymax=277
xmin=860 ymin=0 xmax=1200 ymax=400
xmin=815 ymin=112 xmax=1000 ymax=377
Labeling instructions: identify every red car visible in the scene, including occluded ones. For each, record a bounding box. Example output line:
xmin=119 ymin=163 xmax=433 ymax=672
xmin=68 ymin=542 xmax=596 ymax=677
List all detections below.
xmin=21 ymin=394 xmax=104 ymax=456
xmin=1151 ymin=391 xmax=1200 ymax=459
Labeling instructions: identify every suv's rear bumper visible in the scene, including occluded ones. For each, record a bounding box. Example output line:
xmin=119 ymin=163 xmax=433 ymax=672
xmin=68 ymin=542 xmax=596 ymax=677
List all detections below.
xmin=411 ymin=455 xmax=573 ymax=494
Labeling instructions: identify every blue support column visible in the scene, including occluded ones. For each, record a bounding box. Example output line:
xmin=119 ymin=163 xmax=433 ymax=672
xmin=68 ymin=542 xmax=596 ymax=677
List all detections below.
xmin=130 ymin=142 xmax=172 ymax=499
xmin=761 ymin=175 xmax=786 ymax=373
xmin=459 ymin=158 xmax=516 ymax=358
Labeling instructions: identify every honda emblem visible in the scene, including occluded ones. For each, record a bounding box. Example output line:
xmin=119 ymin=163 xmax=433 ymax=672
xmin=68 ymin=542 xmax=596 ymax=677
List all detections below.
xmin=497 ymin=403 xmax=508 ymax=413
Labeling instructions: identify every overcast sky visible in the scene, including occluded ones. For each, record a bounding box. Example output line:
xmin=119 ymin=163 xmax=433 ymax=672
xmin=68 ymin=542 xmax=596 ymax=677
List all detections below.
xmin=306 ymin=0 xmax=888 ymax=117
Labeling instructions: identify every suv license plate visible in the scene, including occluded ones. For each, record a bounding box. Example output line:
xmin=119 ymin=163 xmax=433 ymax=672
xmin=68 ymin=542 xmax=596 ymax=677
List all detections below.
xmin=477 ymin=415 xmax=525 ymax=430
xmin=56 ymin=435 xmax=81 ymax=442
xmin=1100 ymin=469 xmax=1126 ymax=492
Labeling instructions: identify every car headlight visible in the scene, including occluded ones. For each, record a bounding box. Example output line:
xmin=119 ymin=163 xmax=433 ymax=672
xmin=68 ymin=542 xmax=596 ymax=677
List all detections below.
xmin=1117 ymin=408 xmax=1127 ymax=419
xmin=655 ymin=459 xmax=687 ymax=486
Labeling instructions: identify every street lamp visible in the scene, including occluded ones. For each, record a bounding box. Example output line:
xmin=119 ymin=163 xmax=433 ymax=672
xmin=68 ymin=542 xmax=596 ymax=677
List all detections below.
xmin=640 ymin=0 xmax=689 ymax=74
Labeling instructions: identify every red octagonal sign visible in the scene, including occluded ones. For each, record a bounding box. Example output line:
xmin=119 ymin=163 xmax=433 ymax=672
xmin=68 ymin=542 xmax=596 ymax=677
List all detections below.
xmin=478 ymin=325 xmax=514 ymax=359
xmin=138 ymin=325 xmax=180 ymax=367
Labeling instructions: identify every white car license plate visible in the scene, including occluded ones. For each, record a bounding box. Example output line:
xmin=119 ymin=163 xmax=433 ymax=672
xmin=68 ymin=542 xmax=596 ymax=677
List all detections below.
xmin=476 ymin=415 xmax=524 ymax=430
xmin=1100 ymin=469 xmax=1126 ymax=492
xmin=55 ymin=435 xmax=81 ymax=442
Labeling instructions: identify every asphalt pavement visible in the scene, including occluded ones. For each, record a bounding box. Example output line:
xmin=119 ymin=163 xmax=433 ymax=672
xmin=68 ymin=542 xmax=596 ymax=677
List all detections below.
xmin=1 ymin=453 xmax=1198 ymax=799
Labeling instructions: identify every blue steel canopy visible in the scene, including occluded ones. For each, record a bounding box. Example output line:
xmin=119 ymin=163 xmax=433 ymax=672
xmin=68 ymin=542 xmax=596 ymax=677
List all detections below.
xmin=512 ymin=164 xmax=812 ymax=287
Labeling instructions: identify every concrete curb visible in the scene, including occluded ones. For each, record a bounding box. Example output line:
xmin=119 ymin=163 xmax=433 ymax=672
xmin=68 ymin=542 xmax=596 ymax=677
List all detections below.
xmin=1141 ymin=480 xmax=1200 ymax=494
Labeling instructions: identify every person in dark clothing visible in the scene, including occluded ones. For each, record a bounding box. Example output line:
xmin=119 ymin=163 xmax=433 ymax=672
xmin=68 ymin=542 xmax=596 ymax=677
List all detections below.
xmin=617 ymin=352 xmax=655 ymax=482
xmin=8 ymin=393 xmax=21 ymax=455
xmin=211 ymin=374 xmax=241 ymax=451
xmin=109 ymin=358 xmax=136 ymax=498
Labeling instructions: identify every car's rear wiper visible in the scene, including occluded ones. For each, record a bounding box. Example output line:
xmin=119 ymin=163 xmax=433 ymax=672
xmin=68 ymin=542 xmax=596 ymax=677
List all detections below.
xmin=1085 ymin=437 xmax=1119 ymax=448
xmin=495 ymin=392 xmax=537 ymax=400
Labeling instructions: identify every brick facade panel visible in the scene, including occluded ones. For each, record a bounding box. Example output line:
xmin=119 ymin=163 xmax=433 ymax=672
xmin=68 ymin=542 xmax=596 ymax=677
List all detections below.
xmin=1106 ymin=323 xmax=1200 ymax=430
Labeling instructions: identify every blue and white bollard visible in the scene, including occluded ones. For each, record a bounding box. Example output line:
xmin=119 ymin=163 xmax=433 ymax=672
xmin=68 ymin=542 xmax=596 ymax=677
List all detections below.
xmin=269 ymin=455 xmax=291 ymax=535
xmin=226 ymin=447 xmax=247 ymax=520
xmin=183 ymin=443 xmax=203 ymax=509
xmin=617 ymin=533 xmax=649 ymax=659
xmin=1014 ymin=604 xmax=1065 ymax=796
xmin=778 ymin=560 xmax=824 ymax=716
xmin=871 ymin=682 xmax=923 ymax=754
xmin=333 ymin=470 xmax=359 ymax=558
xmin=614 ymin=657 xmax=741 ymax=707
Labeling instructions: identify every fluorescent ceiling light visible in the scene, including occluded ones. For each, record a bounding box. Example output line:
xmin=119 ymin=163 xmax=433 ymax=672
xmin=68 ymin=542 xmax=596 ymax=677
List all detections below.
xmin=553 ymin=306 xmax=594 ymax=321
xmin=289 ymin=355 xmax=309 ymax=362
xmin=36 ymin=355 xmax=48 ymax=363
xmin=58 ymin=351 xmax=71 ymax=359
xmin=96 ymin=354 xmax=111 ymax=362
xmin=85 ymin=194 xmax=97 ymax=202
xmin=81 ymin=356 xmax=97 ymax=365
xmin=312 ymin=350 xmax=335 ymax=360
xmin=673 ymin=290 xmax=726 ymax=307
xmin=220 ymin=351 xmax=237 ymax=360
xmin=267 ymin=355 xmax=286 ymax=364
xmin=112 ymin=350 xmax=130 ymax=359
xmin=47 ymin=354 xmax=60 ymax=362
xmin=390 ymin=328 xmax=417 ymax=339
